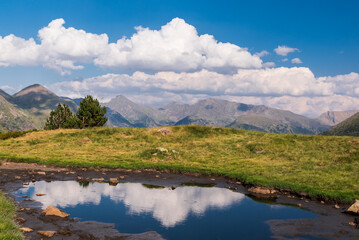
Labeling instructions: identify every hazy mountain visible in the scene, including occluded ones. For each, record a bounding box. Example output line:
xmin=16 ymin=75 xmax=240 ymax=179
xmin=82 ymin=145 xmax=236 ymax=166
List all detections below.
xmin=104 ymin=95 xmax=172 ymax=127
xmin=0 ymin=95 xmax=37 ymax=132
xmin=317 ymin=110 xmax=359 ymax=126
xmin=105 ymin=108 xmax=133 ymax=128
xmin=105 ymin=96 xmax=331 ymax=134
xmin=0 ymin=89 xmax=12 ymax=102
xmin=322 ymin=112 xmax=359 ymax=136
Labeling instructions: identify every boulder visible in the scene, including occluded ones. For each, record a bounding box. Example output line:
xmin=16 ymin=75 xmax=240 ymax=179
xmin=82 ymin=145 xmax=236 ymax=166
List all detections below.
xmin=42 ymin=206 xmax=69 ymax=218
xmin=345 ymin=200 xmax=359 ymax=215
xmin=38 ymin=231 xmax=57 ymax=238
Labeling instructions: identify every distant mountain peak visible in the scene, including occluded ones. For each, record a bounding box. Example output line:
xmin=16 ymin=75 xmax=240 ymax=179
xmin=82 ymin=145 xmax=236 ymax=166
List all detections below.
xmin=14 ymin=84 xmax=54 ymax=97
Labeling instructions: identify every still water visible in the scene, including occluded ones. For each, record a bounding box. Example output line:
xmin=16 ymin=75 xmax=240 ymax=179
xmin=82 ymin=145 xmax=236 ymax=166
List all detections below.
xmin=16 ymin=181 xmax=319 ymax=240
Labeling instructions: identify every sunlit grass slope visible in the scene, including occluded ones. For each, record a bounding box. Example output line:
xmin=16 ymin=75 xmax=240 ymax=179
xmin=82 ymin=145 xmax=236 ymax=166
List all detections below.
xmin=0 ymin=192 xmax=23 ymax=240
xmin=1 ymin=126 xmax=358 ymax=202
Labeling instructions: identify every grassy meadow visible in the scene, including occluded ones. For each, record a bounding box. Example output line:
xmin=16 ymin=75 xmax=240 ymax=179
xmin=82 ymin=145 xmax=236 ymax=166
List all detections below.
xmin=0 ymin=125 xmax=359 ymax=202
xmin=0 ymin=192 xmax=23 ymax=240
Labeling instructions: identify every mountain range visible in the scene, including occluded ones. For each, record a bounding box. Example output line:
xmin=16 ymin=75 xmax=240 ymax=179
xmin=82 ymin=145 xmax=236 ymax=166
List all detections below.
xmin=0 ymin=84 xmax=357 ymax=135
xmin=322 ymin=112 xmax=359 ymax=136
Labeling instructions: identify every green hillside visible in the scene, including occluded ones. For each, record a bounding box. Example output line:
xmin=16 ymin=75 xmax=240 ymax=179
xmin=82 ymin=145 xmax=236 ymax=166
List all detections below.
xmin=322 ymin=112 xmax=359 ymax=136
xmin=0 ymin=126 xmax=358 ymax=202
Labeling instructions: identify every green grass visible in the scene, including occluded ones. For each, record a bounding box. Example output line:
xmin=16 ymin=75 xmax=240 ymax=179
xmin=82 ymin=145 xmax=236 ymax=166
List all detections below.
xmin=1 ymin=125 xmax=359 ymax=202
xmin=0 ymin=192 xmax=23 ymax=240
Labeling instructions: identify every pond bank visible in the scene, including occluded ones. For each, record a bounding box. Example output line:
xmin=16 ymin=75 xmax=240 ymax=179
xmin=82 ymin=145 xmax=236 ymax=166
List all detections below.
xmin=1 ymin=162 xmax=359 ymax=239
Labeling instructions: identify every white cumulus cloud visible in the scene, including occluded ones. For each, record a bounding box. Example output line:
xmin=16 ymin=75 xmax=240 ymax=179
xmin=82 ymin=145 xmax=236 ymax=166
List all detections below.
xmin=291 ymin=58 xmax=302 ymax=64
xmin=0 ymin=18 xmax=262 ymax=74
xmin=274 ymin=45 xmax=299 ymax=56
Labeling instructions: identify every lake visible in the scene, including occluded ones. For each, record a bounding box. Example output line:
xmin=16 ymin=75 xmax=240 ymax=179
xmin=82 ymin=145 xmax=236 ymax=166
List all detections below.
xmin=15 ymin=180 xmax=321 ymax=240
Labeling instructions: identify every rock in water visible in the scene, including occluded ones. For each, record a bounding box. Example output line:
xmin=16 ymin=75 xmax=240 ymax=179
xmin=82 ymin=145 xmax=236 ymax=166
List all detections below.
xmin=42 ymin=206 xmax=70 ymax=218
xmin=345 ymin=200 xmax=359 ymax=215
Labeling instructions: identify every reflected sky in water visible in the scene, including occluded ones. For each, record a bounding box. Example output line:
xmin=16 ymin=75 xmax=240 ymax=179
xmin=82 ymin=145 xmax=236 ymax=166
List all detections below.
xmin=16 ymin=181 xmax=319 ymax=240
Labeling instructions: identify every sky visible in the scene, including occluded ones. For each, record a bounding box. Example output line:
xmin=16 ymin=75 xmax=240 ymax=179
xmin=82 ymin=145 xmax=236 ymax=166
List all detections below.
xmin=0 ymin=0 xmax=359 ymax=117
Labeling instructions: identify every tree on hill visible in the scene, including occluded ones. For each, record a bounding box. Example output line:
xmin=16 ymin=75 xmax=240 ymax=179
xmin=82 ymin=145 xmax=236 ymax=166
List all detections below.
xmin=44 ymin=104 xmax=79 ymax=130
xmin=77 ymin=95 xmax=107 ymax=128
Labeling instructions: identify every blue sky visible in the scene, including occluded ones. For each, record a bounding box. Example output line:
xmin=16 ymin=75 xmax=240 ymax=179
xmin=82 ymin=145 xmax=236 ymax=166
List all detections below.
xmin=0 ymin=0 xmax=359 ymax=116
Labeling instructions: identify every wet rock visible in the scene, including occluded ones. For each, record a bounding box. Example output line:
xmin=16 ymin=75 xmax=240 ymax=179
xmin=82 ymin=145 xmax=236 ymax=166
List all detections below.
xmin=248 ymin=187 xmax=277 ymax=195
xmin=77 ymin=176 xmax=83 ymax=181
xmin=334 ymin=204 xmax=340 ymax=209
xmin=92 ymin=177 xmax=105 ymax=182
xmin=109 ymin=178 xmax=119 ymax=185
xmin=119 ymin=176 xmax=125 ymax=180
xmin=23 ymin=182 xmax=29 ymax=185
xmin=345 ymin=200 xmax=359 ymax=215
xmin=22 ymin=195 xmax=28 ymax=198
xmin=236 ymin=181 xmax=242 ymax=185
xmin=20 ymin=227 xmax=33 ymax=233
xmin=349 ymin=222 xmax=355 ymax=226
xmin=297 ymin=204 xmax=302 ymax=207
xmin=171 ymin=185 xmax=176 ymax=190
xmin=42 ymin=206 xmax=70 ymax=218
xmin=321 ymin=201 xmax=325 ymax=204
xmin=37 ymin=171 xmax=46 ymax=175
xmin=210 ymin=178 xmax=215 ymax=181
xmin=36 ymin=193 xmax=46 ymax=196
xmin=16 ymin=217 xmax=26 ymax=223
xmin=155 ymin=175 xmax=160 ymax=178
xmin=38 ymin=231 xmax=57 ymax=238
xmin=14 ymin=176 xmax=21 ymax=180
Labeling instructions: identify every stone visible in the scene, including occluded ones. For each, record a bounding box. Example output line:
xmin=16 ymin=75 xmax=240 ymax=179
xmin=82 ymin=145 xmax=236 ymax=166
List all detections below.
xmin=210 ymin=178 xmax=215 ymax=181
xmin=334 ymin=204 xmax=340 ymax=209
xmin=345 ymin=200 xmax=359 ymax=215
xmin=155 ymin=175 xmax=160 ymax=178
xmin=109 ymin=178 xmax=119 ymax=184
xmin=171 ymin=185 xmax=176 ymax=190
xmin=37 ymin=171 xmax=46 ymax=175
xmin=38 ymin=231 xmax=57 ymax=238
xmin=297 ymin=204 xmax=302 ymax=207
xmin=16 ymin=217 xmax=26 ymax=223
xmin=24 ymin=198 xmax=35 ymax=201
xmin=77 ymin=176 xmax=83 ymax=181
xmin=22 ymin=195 xmax=28 ymax=198
xmin=42 ymin=206 xmax=70 ymax=218
xmin=321 ymin=201 xmax=325 ymax=204
xmin=36 ymin=193 xmax=46 ymax=196
xmin=14 ymin=176 xmax=21 ymax=180
xmin=20 ymin=227 xmax=33 ymax=233
xmin=236 ymin=181 xmax=242 ymax=185
xmin=23 ymin=182 xmax=29 ymax=185
xmin=156 ymin=147 xmax=168 ymax=153
xmin=59 ymin=230 xmax=71 ymax=236
xmin=349 ymin=222 xmax=355 ymax=226
xmin=92 ymin=177 xmax=105 ymax=182
xmin=119 ymin=176 xmax=125 ymax=180
xmin=157 ymin=128 xmax=172 ymax=135
xmin=248 ymin=187 xmax=277 ymax=195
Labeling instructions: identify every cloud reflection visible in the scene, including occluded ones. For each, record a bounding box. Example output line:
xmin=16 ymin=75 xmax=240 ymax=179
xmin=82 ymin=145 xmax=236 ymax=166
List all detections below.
xmin=20 ymin=181 xmax=244 ymax=227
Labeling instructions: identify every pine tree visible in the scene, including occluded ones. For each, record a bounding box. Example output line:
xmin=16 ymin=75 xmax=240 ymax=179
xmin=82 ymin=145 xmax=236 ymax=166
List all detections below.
xmin=44 ymin=104 xmax=74 ymax=130
xmin=77 ymin=95 xmax=107 ymax=128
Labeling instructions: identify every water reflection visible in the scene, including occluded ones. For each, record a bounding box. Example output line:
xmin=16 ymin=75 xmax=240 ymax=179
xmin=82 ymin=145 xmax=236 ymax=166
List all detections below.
xmin=19 ymin=181 xmax=244 ymax=227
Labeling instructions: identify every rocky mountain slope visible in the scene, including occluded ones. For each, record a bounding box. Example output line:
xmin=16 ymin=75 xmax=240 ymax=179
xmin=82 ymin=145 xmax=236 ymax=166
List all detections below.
xmin=322 ymin=112 xmax=359 ymax=136
xmin=317 ymin=110 xmax=359 ymax=126
xmin=0 ymin=84 xmax=78 ymax=131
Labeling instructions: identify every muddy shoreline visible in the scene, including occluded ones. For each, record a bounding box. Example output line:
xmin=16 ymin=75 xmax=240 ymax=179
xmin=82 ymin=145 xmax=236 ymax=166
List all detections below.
xmin=0 ymin=161 xmax=358 ymax=240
